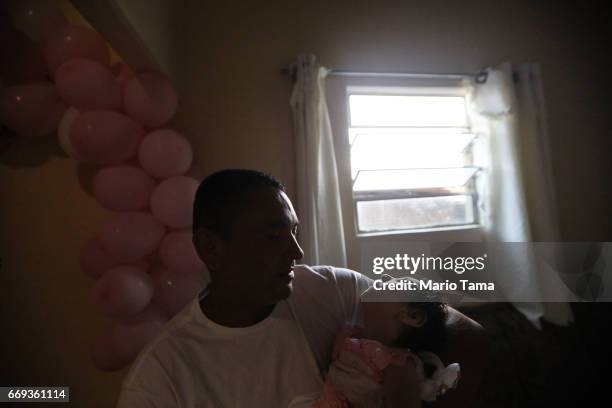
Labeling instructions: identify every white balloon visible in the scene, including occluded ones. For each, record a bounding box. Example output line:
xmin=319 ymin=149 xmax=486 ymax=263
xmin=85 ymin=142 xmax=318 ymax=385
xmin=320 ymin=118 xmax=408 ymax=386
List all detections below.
xmin=57 ymin=106 xmax=81 ymax=159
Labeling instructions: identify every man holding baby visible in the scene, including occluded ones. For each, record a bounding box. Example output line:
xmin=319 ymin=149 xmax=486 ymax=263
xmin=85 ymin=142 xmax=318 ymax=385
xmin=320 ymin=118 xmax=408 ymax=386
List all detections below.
xmin=116 ymin=169 xmax=488 ymax=408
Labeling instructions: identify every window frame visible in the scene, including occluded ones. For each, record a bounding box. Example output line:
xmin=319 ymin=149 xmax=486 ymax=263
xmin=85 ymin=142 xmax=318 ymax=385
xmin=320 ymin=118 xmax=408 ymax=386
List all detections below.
xmin=325 ymin=76 xmax=483 ymax=269
xmin=345 ymin=85 xmax=480 ymax=235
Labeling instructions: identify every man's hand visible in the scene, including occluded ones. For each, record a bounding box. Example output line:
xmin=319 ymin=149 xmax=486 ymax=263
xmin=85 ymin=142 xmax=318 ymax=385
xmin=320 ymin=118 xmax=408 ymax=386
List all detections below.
xmin=383 ymin=362 xmax=422 ymax=408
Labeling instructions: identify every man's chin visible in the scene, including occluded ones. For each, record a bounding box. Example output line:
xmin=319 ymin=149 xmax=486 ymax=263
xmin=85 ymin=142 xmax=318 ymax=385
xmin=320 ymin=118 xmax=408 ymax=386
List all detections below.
xmin=272 ymin=281 xmax=294 ymax=301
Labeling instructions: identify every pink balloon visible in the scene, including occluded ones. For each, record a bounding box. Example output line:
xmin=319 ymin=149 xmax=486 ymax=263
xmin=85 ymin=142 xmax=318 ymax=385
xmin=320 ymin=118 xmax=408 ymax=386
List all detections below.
xmin=111 ymin=62 xmax=134 ymax=86
xmin=112 ymin=304 xmax=168 ymax=361
xmin=93 ymin=265 xmax=154 ymax=318
xmin=159 ymin=230 xmax=205 ymax=274
xmin=80 ymin=238 xmax=151 ymax=280
xmin=0 ymin=81 xmax=66 ymax=138
xmin=100 ymin=212 xmax=165 ymax=259
xmin=44 ymin=24 xmax=110 ymax=77
xmin=7 ymin=0 xmax=66 ymax=44
xmin=70 ymin=110 xmax=144 ymax=164
xmin=151 ymin=265 xmax=206 ymax=317
xmin=93 ymin=166 xmax=156 ymax=211
xmin=150 ymin=176 xmax=198 ymax=228
xmin=92 ymin=331 xmax=129 ymax=371
xmin=138 ymin=129 xmax=193 ymax=179
xmin=57 ymin=106 xmax=80 ymax=158
xmin=55 ymin=58 xmax=122 ymax=110
xmin=123 ymin=71 xmax=178 ymax=128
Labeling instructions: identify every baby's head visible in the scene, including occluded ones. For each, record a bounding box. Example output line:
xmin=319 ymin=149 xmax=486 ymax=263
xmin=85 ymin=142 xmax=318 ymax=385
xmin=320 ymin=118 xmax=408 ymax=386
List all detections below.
xmin=360 ymin=277 xmax=447 ymax=353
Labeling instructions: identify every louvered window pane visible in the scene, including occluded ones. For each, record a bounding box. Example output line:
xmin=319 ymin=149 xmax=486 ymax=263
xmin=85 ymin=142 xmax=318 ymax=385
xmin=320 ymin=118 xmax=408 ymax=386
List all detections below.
xmin=353 ymin=168 xmax=478 ymax=191
xmin=356 ymin=196 xmax=474 ymax=232
xmin=350 ymin=132 xmax=475 ymax=178
xmin=349 ymin=95 xmax=468 ymax=127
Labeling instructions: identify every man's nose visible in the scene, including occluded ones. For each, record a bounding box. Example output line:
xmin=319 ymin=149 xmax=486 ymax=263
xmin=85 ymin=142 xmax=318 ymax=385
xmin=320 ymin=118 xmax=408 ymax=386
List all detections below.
xmin=289 ymin=233 xmax=304 ymax=261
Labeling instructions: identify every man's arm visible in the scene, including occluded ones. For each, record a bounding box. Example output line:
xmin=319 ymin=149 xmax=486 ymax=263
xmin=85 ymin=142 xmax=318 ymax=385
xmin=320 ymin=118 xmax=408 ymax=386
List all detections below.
xmin=329 ymin=268 xmax=489 ymax=407
xmin=383 ymin=362 xmax=422 ymax=408
xmin=429 ymin=307 xmax=490 ymax=408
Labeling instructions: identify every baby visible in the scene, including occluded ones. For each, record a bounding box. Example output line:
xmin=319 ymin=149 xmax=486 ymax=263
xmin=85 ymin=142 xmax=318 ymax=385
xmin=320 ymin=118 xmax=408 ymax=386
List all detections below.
xmin=295 ymin=276 xmax=461 ymax=408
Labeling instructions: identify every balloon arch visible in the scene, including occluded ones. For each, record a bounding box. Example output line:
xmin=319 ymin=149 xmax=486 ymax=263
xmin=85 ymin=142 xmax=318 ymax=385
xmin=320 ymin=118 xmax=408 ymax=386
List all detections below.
xmin=0 ymin=1 xmax=207 ymax=370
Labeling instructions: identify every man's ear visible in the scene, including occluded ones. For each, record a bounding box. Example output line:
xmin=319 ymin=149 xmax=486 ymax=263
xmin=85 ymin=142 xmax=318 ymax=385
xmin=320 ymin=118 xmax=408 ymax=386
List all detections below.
xmin=397 ymin=306 xmax=428 ymax=328
xmin=193 ymin=228 xmax=226 ymax=272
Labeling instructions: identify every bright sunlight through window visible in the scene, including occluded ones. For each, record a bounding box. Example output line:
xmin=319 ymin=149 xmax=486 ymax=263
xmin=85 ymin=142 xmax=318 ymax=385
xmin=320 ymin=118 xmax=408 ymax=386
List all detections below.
xmin=348 ymin=91 xmax=479 ymax=233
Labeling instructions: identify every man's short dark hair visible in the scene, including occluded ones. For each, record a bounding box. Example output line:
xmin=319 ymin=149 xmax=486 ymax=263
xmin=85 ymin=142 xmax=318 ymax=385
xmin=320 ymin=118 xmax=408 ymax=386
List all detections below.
xmin=192 ymin=169 xmax=285 ymax=239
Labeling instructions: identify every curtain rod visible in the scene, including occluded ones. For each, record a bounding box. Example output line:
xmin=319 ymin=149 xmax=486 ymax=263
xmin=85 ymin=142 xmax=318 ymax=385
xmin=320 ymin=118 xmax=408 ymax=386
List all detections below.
xmin=280 ymin=67 xmax=488 ymax=83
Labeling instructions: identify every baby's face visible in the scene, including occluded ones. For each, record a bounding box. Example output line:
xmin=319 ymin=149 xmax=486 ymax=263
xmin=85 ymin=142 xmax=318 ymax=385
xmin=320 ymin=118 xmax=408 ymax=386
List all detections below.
xmin=359 ymin=301 xmax=407 ymax=345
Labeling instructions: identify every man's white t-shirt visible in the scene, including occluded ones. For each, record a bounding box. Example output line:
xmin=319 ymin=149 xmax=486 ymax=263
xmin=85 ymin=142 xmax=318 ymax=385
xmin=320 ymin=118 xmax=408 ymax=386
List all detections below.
xmin=116 ymin=265 xmax=372 ymax=408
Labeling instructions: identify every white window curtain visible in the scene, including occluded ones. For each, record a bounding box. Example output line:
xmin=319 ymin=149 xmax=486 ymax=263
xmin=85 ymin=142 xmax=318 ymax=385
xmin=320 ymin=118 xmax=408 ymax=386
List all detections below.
xmin=466 ymin=62 xmax=573 ymax=328
xmin=289 ymin=54 xmax=347 ymax=267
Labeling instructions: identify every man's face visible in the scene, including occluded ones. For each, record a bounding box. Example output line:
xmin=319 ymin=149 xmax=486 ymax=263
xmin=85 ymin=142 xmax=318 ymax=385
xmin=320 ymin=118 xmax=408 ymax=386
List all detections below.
xmin=216 ymin=187 xmax=304 ymax=305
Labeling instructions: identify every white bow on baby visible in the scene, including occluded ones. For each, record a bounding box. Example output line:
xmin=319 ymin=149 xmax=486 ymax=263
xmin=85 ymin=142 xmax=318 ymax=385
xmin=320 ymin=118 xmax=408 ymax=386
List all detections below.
xmin=416 ymin=352 xmax=461 ymax=402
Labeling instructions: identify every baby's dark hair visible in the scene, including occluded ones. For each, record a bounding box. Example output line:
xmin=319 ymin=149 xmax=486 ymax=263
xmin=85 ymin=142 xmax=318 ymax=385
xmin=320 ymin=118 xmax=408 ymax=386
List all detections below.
xmin=394 ymin=298 xmax=448 ymax=354
xmin=363 ymin=276 xmax=448 ymax=354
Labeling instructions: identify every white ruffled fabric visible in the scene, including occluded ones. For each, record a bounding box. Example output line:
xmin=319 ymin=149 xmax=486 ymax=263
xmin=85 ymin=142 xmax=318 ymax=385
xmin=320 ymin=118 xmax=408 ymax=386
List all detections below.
xmin=289 ymin=351 xmax=460 ymax=407
xmin=416 ymin=352 xmax=461 ymax=402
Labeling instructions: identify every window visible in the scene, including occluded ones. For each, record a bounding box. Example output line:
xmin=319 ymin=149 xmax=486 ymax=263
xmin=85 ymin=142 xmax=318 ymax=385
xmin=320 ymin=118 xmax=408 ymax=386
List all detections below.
xmin=346 ymin=86 xmax=479 ymax=234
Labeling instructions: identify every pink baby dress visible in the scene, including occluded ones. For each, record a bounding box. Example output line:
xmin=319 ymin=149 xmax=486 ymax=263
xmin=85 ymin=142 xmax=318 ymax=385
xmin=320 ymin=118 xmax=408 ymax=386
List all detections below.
xmin=313 ymin=330 xmax=460 ymax=407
